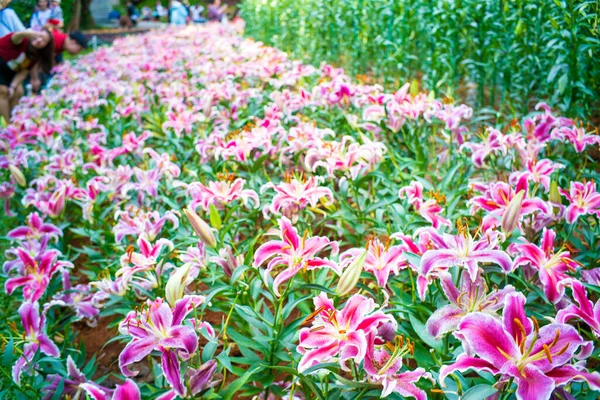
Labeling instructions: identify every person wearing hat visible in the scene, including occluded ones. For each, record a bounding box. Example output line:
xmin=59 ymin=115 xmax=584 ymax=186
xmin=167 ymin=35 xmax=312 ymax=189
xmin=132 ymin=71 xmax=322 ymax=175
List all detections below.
xmin=29 ymin=30 xmax=88 ymax=92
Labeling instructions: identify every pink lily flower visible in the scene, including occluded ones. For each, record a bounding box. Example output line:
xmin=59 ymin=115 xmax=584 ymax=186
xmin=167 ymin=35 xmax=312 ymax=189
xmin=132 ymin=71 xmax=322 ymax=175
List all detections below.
xmin=118 ymin=296 xmax=206 ymax=397
xmin=5 ymin=249 xmax=70 ymax=302
xmin=113 ymin=208 xmax=179 ymax=243
xmin=188 ymin=177 xmax=260 ymax=211
xmin=469 ymin=176 xmax=550 ymax=232
xmin=364 ymin=334 xmax=432 ymax=399
xmin=440 ymin=293 xmax=600 ymax=400
xmin=261 ymin=176 xmax=333 ymax=218
xmin=509 ymin=158 xmax=564 ymax=192
xmin=253 ymin=217 xmax=339 ymax=296
xmin=119 ymin=237 xmax=174 ymax=270
xmin=13 ymin=301 xmax=60 ymax=385
xmin=43 ymin=355 xmax=111 ymax=400
xmin=460 ymin=127 xmax=509 ymax=168
xmin=509 ymin=228 xmax=579 ymax=303
xmin=340 ymin=238 xmax=405 ymax=288
xmin=420 ymin=229 xmax=512 ymax=294
xmin=557 ymin=281 xmax=600 ymax=337
xmin=426 ymin=271 xmax=515 ymax=338
xmin=7 ymin=212 xmax=62 ymax=241
xmin=559 ymin=180 xmax=600 ymax=224
xmin=398 ymin=181 xmax=451 ymax=228
xmin=555 ymin=125 xmax=600 ymax=152
xmin=79 ymin=378 xmax=142 ymax=400
xmin=297 ymin=293 xmax=392 ymax=372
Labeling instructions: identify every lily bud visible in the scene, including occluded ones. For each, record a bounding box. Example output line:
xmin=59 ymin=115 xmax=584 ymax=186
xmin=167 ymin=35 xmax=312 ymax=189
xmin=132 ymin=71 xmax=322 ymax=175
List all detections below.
xmin=8 ymin=164 xmax=26 ymax=187
xmin=549 ymin=181 xmax=561 ymax=204
xmin=188 ymin=359 xmax=219 ymax=395
xmin=183 ymin=205 xmax=216 ymax=248
xmin=165 ymin=264 xmax=192 ymax=307
xmin=336 ymin=250 xmax=367 ymax=297
xmin=501 ymin=190 xmax=525 ymax=235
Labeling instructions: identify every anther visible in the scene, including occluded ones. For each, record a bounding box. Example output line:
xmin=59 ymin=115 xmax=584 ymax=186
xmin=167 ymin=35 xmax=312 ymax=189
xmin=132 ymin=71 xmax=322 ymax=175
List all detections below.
xmin=543 ymin=344 xmax=553 ymax=363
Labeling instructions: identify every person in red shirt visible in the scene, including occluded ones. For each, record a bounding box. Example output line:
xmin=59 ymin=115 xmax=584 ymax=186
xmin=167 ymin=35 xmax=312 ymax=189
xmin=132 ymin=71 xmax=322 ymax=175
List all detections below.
xmin=0 ymin=29 xmax=53 ymax=120
xmin=29 ymin=29 xmax=87 ymax=92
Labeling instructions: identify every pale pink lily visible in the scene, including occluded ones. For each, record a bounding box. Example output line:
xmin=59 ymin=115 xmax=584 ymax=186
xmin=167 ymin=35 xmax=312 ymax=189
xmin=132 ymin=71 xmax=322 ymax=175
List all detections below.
xmin=118 ymin=296 xmax=206 ymax=397
xmin=557 ymin=281 xmax=600 ymax=338
xmin=440 ymin=293 xmax=600 ymax=400
xmin=509 ymin=228 xmax=579 ymax=303
xmin=340 ymin=238 xmax=405 ymax=288
xmin=79 ymin=378 xmax=142 ymax=400
xmin=253 ymin=217 xmax=339 ymax=296
xmin=188 ymin=177 xmax=260 ymax=211
xmin=261 ymin=176 xmax=333 ymax=217
xmin=364 ymin=334 xmax=432 ymax=400
xmin=113 ymin=208 xmax=179 ymax=243
xmin=7 ymin=212 xmax=62 ymax=241
xmin=426 ymin=271 xmax=515 ymax=338
xmin=297 ymin=293 xmax=392 ymax=372
xmin=398 ymin=181 xmax=451 ymax=229
xmin=13 ymin=301 xmax=60 ymax=385
xmin=419 ymin=229 xmax=512 ymax=297
xmin=559 ymin=180 xmax=600 ymax=224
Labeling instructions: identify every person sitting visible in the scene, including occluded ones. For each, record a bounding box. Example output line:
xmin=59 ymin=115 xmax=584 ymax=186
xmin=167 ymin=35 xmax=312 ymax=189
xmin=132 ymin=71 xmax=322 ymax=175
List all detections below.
xmin=189 ymin=3 xmax=205 ymax=23
xmin=141 ymin=6 xmax=152 ymax=21
xmin=0 ymin=29 xmax=53 ymax=120
xmin=207 ymin=0 xmax=227 ymax=22
xmin=30 ymin=0 xmax=53 ymax=30
xmin=169 ymin=0 xmax=188 ymax=25
xmin=0 ymin=0 xmax=25 ymax=37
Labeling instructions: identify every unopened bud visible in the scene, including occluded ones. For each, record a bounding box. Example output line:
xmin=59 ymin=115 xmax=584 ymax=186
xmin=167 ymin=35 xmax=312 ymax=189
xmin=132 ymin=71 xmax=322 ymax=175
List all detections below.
xmin=336 ymin=250 xmax=367 ymax=297
xmin=165 ymin=264 xmax=192 ymax=307
xmin=8 ymin=164 xmax=26 ymax=187
xmin=501 ymin=190 xmax=524 ymax=235
xmin=549 ymin=181 xmax=561 ymax=205
xmin=183 ymin=205 xmax=216 ymax=248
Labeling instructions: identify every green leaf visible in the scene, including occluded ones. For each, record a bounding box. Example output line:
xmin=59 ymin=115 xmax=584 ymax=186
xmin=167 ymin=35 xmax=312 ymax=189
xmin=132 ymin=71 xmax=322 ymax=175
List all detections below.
xmin=462 ymin=384 xmax=498 ymax=400
xmin=2 ymin=336 xmax=13 ymax=367
xmin=409 ymin=314 xmax=443 ymax=352
xmin=220 ymin=364 xmax=265 ymax=400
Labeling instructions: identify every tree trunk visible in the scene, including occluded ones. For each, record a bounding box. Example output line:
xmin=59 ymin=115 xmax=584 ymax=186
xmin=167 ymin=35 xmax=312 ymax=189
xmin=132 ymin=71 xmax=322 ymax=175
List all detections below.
xmin=68 ymin=0 xmax=82 ymax=31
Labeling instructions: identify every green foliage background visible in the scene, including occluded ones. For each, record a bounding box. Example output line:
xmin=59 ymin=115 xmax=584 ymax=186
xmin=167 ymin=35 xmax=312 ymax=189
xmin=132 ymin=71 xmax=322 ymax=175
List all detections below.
xmin=240 ymin=0 xmax=600 ymax=121
xmin=12 ymin=0 xmax=74 ymax=28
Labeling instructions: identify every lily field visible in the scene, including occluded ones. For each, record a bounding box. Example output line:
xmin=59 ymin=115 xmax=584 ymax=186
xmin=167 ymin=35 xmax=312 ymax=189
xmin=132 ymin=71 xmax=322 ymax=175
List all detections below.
xmin=1 ymin=22 xmax=600 ymax=400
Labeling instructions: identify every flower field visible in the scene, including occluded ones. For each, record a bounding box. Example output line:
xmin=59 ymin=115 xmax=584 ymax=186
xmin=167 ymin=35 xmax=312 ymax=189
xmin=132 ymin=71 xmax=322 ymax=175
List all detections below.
xmin=1 ymin=22 xmax=600 ymax=399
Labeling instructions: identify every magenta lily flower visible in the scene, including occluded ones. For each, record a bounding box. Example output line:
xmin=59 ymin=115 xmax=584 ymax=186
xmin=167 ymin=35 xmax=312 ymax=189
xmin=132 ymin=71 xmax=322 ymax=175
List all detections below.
xmin=419 ymin=230 xmax=512 ymax=296
xmin=188 ymin=177 xmax=260 ymax=211
xmin=340 ymin=238 xmax=405 ymax=288
xmin=426 ymin=271 xmax=515 ymax=338
xmin=7 ymin=212 xmax=62 ymax=241
xmin=118 ymin=296 xmax=205 ymax=397
xmin=398 ymin=181 xmax=451 ymax=228
xmin=469 ymin=176 xmax=550 ymax=232
xmin=364 ymin=334 xmax=432 ymax=399
xmin=261 ymin=175 xmax=334 ymax=218
xmin=509 ymin=228 xmax=579 ymax=303
xmin=297 ymin=293 xmax=392 ymax=372
xmin=43 ymin=355 xmax=111 ymax=400
xmin=556 ymin=125 xmax=600 ymax=152
xmin=440 ymin=293 xmax=600 ymax=400
xmin=119 ymin=237 xmax=174 ymax=270
xmin=460 ymin=127 xmax=509 ymax=168
xmin=13 ymin=301 xmax=60 ymax=385
xmin=559 ymin=180 xmax=600 ymax=224
xmin=5 ymin=249 xmax=69 ymax=302
xmin=253 ymin=217 xmax=339 ymax=296
xmin=557 ymin=281 xmax=600 ymax=337
xmin=509 ymin=158 xmax=564 ymax=192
